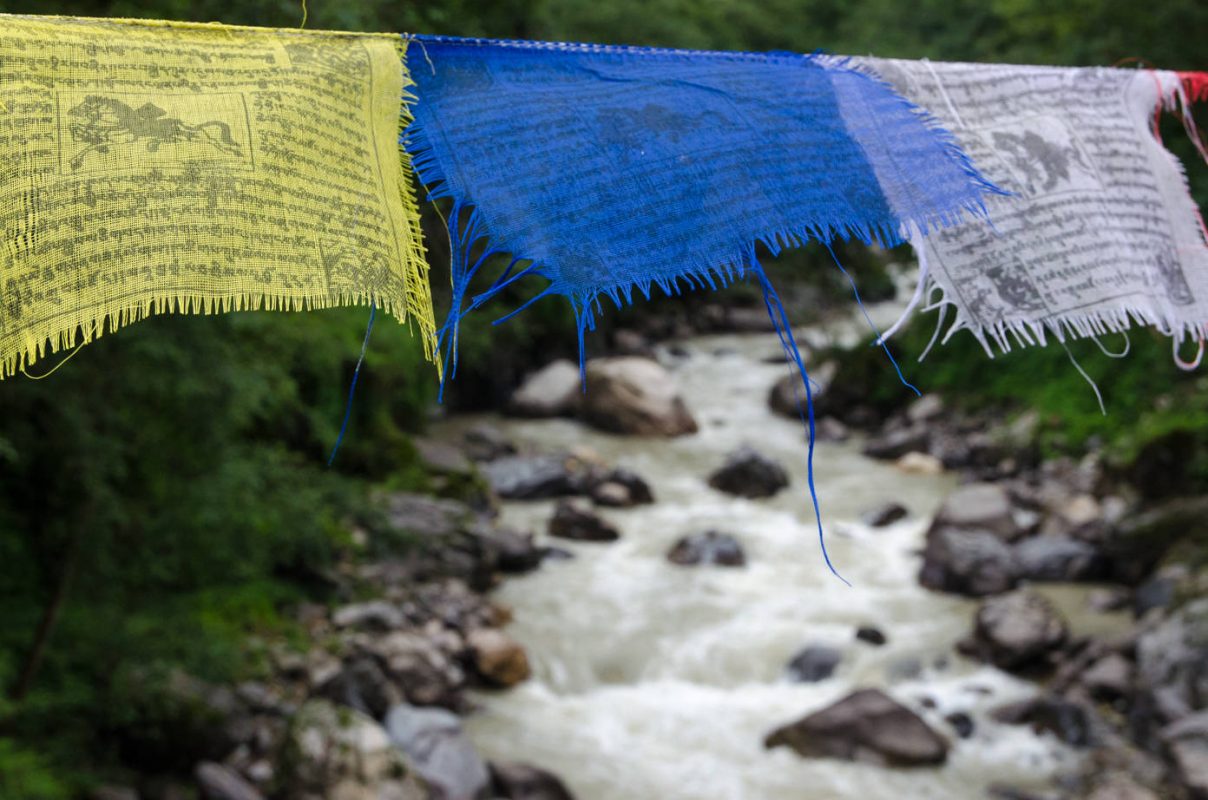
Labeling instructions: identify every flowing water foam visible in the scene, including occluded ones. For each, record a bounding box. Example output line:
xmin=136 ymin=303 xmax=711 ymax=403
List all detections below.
xmin=438 ymin=294 xmax=1087 ymax=800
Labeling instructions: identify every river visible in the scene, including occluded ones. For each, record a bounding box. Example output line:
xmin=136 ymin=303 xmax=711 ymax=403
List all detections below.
xmin=437 ymin=299 xmax=1094 ymax=800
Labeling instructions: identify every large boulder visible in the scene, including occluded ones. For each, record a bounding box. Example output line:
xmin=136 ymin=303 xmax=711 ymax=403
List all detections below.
xmin=548 ymin=499 xmax=620 ymax=542
xmin=707 ymin=446 xmax=790 ymax=499
xmin=466 ymin=628 xmax=531 ymax=688
xmin=666 ymin=531 xmax=746 ymax=567
xmin=385 ymin=704 xmax=491 ymax=800
xmin=966 ymin=590 xmax=1068 ymax=673
xmin=1101 ymin=497 xmax=1208 ymax=584
xmin=282 ymin=700 xmax=427 ymax=800
xmin=765 ymin=688 xmax=949 ymax=767
xmin=508 ymin=360 xmax=582 ymax=418
xmin=930 ymin=483 xmax=1018 ymax=540
xmin=919 ymin=527 xmax=1018 ymax=596
xmin=489 ymin=762 xmax=576 ymax=800
xmin=580 ymin=357 xmax=698 ymax=437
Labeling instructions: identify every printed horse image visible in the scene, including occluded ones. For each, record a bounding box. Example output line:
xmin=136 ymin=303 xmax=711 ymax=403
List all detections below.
xmin=991 ymin=129 xmax=1090 ymax=195
xmin=67 ymin=96 xmax=242 ymax=170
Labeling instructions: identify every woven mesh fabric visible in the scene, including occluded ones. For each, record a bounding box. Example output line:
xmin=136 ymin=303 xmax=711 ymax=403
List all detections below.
xmin=405 ymin=35 xmax=1002 ymax=365
xmin=0 ymin=15 xmax=434 ymax=378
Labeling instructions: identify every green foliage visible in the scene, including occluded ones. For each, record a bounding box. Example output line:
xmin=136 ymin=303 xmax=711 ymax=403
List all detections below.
xmin=0 ymin=738 xmax=69 ymax=800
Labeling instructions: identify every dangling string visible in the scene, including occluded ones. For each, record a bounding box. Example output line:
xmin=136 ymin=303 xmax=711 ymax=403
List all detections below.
xmin=1173 ymin=329 xmax=1205 ymax=371
xmin=1059 ymin=339 xmax=1106 ymax=415
xmin=1091 ymin=332 xmax=1131 ymax=359
xmin=328 ymin=303 xmax=376 ymax=467
xmin=825 ymin=244 xmax=922 ymax=397
xmin=299 ymin=0 xmax=309 ymax=28
xmin=20 ymin=341 xmax=85 ymax=380
xmin=878 ymin=230 xmax=930 ymax=345
xmin=754 ymin=263 xmax=849 ymax=586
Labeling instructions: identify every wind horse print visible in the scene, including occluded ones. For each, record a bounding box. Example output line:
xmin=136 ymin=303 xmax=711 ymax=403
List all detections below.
xmin=862 ymin=58 xmax=1208 ymax=364
xmin=0 ymin=14 xmax=434 ymax=379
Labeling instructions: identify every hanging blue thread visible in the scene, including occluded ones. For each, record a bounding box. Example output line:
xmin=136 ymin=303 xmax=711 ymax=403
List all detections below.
xmin=328 ymin=303 xmax=377 ymax=467
xmin=825 ymin=244 xmax=922 ymax=398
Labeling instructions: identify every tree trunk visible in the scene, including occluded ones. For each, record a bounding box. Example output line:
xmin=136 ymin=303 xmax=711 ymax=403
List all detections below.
xmin=9 ymin=527 xmax=84 ymax=702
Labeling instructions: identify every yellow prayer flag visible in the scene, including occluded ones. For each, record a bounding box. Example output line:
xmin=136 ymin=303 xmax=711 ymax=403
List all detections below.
xmin=0 ymin=15 xmax=435 ymax=378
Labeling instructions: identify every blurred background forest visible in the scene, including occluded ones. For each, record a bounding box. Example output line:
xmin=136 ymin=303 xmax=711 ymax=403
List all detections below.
xmin=1 ymin=0 xmax=1206 ymax=797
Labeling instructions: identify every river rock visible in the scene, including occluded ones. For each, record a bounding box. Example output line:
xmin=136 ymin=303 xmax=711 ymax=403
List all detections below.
xmin=588 ymin=467 xmax=655 ymax=507
xmin=315 ymin=656 xmax=403 ymax=720
xmin=374 ymin=631 xmax=465 ymax=709
xmin=855 ymin=626 xmax=887 ymax=646
xmin=1014 ymin=536 xmax=1106 ymax=582
xmin=1136 ymin=598 xmax=1208 ymax=724
xmin=992 ymin=696 xmax=1094 ymax=747
xmin=476 ymin=528 xmax=544 ymax=574
xmin=467 ymin=628 xmax=531 ymax=687
xmin=1101 ymin=496 xmax=1208 ymax=584
xmin=333 ymin=601 xmax=405 ymax=631
xmin=707 ymin=446 xmax=789 ymax=498
xmin=283 ymin=700 xmax=426 ymax=800
xmin=1161 ymin=711 xmax=1208 ymax=798
xmin=509 ymin=360 xmax=582 ymax=418
xmin=580 ymin=357 xmax=698 ymax=437
xmin=489 ymin=762 xmax=576 ymax=800
xmin=765 ymin=688 xmax=949 ymax=767
xmin=944 ymin=712 xmax=975 ymax=739
xmin=377 ymin=493 xmax=475 ymax=539
xmin=385 ymin=704 xmax=491 ymax=800
xmin=931 ymin=483 xmax=1018 ymax=540
xmin=195 ymin=762 xmax=264 ymax=800
xmin=767 ymin=363 xmax=836 ymax=419
xmin=862 ymin=502 xmax=908 ymax=528
xmin=1081 ymin=653 xmax=1134 ymax=701
xmin=906 ymin=394 xmax=945 ymax=424
xmin=919 ymin=527 xmax=1018 ymax=596
xmin=967 ymin=590 xmax=1068 ymax=672
xmin=895 ymin=452 xmax=943 ymax=475
xmin=548 ymin=499 xmax=620 ymax=542
xmin=666 ymin=531 xmax=746 ymax=567
xmin=462 ymin=424 xmax=517 ymax=462
xmin=861 ymin=426 xmax=930 ymax=461
xmin=482 ymin=455 xmax=584 ymax=500
xmin=785 ymin=646 xmax=842 ymax=683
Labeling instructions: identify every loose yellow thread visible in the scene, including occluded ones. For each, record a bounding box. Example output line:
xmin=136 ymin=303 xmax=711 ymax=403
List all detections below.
xmin=21 ymin=342 xmax=84 ymax=380
xmin=300 ymin=0 xmax=308 ymax=29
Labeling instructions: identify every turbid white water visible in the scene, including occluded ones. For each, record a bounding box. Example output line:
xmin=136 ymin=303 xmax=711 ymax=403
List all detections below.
xmin=443 ymin=303 xmax=1090 ymax=800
